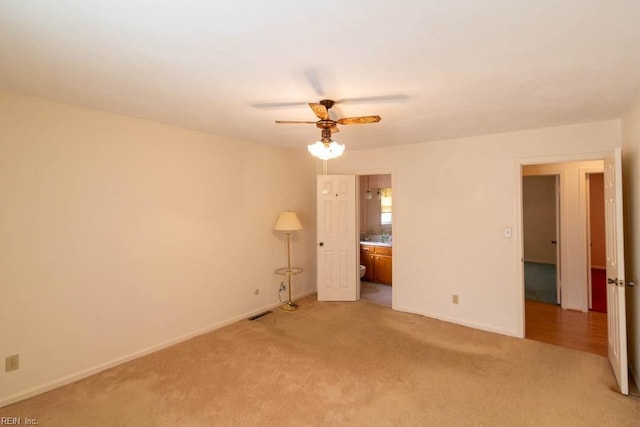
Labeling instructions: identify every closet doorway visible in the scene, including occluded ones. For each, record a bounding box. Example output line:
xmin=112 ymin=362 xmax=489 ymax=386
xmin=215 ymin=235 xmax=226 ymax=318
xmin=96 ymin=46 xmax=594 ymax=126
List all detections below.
xmin=522 ymin=174 xmax=560 ymax=305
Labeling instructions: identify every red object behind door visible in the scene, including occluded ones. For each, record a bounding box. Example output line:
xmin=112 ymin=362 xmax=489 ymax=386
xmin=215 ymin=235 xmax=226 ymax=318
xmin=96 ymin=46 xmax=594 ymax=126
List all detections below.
xmin=591 ymin=268 xmax=607 ymax=313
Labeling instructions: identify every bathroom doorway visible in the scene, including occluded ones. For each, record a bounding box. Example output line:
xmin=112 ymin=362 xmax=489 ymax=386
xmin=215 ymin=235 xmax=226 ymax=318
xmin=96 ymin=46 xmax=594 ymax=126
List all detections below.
xmin=358 ymin=174 xmax=393 ymax=307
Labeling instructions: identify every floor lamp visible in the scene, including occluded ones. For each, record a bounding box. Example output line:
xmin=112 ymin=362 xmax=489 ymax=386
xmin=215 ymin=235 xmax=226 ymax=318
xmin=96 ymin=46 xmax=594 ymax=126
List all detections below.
xmin=274 ymin=211 xmax=303 ymax=311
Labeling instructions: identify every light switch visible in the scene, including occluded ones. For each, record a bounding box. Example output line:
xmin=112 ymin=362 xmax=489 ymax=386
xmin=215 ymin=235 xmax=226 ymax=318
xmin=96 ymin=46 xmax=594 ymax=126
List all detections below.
xmin=504 ymin=227 xmax=512 ymax=238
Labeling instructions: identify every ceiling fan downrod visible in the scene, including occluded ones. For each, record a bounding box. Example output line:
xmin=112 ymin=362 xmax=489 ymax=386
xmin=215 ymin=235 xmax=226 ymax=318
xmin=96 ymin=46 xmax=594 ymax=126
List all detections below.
xmin=320 ymin=128 xmax=332 ymax=144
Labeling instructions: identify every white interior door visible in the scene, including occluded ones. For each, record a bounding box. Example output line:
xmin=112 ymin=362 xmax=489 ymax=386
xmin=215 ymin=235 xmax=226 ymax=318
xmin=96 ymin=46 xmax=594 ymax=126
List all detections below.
xmin=317 ymin=175 xmax=357 ymax=301
xmin=604 ymin=147 xmax=628 ymax=395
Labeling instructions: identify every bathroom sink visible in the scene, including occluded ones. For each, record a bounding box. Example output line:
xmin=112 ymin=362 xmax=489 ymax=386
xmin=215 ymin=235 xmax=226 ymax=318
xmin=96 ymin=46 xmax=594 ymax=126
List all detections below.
xmin=359 ymin=241 xmax=392 ymax=247
xmin=361 ymin=234 xmax=392 ymax=246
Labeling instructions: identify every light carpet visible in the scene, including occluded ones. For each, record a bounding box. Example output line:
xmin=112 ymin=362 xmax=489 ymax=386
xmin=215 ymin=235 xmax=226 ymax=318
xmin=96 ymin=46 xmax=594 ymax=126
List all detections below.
xmin=2 ymin=296 xmax=638 ymax=426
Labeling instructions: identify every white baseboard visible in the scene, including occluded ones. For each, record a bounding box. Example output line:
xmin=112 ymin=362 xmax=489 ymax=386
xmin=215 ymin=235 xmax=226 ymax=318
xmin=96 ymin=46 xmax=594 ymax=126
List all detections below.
xmin=394 ymin=305 xmax=522 ymax=338
xmin=1 ymin=290 xmax=317 ymax=409
xmin=523 ymin=259 xmax=557 ymax=265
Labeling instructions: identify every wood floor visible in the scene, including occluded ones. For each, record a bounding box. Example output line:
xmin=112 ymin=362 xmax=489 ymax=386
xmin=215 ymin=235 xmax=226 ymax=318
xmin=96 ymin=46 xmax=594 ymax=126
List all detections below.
xmin=525 ymin=299 xmax=608 ymax=357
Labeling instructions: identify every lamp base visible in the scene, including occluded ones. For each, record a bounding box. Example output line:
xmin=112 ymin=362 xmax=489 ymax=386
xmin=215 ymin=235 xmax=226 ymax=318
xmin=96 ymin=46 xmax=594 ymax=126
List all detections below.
xmin=281 ymin=301 xmax=298 ymax=311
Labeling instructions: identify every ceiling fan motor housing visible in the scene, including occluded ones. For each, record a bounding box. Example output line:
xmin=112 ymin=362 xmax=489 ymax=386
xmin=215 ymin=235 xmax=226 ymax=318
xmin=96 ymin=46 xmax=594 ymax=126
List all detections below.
xmin=319 ymin=99 xmax=335 ymax=109
xmin=317 ymin=120 xmax=335 ymax=130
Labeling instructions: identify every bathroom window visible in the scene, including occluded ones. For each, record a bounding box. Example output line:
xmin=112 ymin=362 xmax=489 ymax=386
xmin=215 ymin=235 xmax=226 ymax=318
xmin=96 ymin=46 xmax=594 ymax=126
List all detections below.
xmin=380 ymin=188 xmax=392 ymax=225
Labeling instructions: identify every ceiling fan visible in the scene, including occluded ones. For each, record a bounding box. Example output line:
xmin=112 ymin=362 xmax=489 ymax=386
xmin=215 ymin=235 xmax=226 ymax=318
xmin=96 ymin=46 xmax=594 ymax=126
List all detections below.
xmin=275 ymin=99 xmax=381 ymax=133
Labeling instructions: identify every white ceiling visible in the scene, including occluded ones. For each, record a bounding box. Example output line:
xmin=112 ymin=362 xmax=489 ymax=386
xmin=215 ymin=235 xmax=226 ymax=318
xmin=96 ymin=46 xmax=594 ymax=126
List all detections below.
xmin=2 ymin=1 xmax=640 ymax=151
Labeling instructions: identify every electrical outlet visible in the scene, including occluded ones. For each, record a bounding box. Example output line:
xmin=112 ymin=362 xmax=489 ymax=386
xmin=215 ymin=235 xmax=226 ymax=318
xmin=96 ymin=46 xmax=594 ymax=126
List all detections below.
xmin=279 ymin=282 xmax=286 ymax=292
xmin=5 ymin=354 xmax=19 ymax=372
xmin=452 ymin=295 xmax=459 ymax=305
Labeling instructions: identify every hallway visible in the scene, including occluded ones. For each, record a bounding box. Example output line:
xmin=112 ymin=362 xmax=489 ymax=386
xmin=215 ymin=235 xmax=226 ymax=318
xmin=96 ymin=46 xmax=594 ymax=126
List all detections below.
xmin=525 ymin=299 xmax=607 ymax=356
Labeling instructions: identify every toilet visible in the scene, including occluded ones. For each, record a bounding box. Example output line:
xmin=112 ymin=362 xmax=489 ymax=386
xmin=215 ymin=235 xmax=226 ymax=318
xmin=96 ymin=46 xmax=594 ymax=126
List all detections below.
xmin=359 ymin=265 xmax=366 ymax=279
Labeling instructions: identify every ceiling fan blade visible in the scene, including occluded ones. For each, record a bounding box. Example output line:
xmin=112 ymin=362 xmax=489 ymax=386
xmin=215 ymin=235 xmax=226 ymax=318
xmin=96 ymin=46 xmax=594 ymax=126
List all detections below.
xmin=337 ymin=116 xmax=382 ymax=125
xmin=309 ymin=103 xmax=330 ymax=120
xmin=253 ymin=101 xmax=309 ymax=109
xmin=303 ymin=67 xmax=326 ymax=96
xmin=336 ymin=94 xmax=408 ymax=104
xmin=255 ymin=94 xmax=407 ymax=109
xmin=275 ymin=120 xmax=317 ymax=124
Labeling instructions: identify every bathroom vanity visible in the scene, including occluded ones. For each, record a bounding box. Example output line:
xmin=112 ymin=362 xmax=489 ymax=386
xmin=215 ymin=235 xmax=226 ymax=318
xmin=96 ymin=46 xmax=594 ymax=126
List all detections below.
xmin=360 ymin=243 xmax=392 ymax=285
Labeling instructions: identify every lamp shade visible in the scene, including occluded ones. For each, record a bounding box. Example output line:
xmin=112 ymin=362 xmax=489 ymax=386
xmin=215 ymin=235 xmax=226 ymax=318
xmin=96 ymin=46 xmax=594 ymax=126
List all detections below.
xmin=274 ymin=211 xmax=302 ymax=231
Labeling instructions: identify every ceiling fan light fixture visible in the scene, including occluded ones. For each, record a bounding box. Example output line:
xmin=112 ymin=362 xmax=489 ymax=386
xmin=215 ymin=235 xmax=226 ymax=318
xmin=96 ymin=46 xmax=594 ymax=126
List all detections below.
xmin=308 ymin=140 xmax=345 ymax=160
xmin=274 ymin=98 xmax=381 ymax=160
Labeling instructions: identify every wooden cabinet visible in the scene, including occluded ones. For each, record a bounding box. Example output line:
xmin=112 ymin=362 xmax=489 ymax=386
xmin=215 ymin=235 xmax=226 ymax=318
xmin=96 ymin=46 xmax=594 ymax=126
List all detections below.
xmin=375 ymin=253 xmax=393 ymax=284
xmin=361 ymin=252 xmax=376 ymax=282
xmin=360 ymin=244 xmax=392 ymax=285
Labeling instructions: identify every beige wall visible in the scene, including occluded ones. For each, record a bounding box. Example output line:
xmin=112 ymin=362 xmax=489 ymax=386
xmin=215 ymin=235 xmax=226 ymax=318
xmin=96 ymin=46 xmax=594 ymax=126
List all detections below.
xmin=0 ymin=92 xmax=317 ymax=405
xmin=329 ymin=120 xmax=619 ymax=336
xmin=622 ymin=91 xmax=640 ymax=389
xmin=522 ymin=175 xmax=557 ymax=264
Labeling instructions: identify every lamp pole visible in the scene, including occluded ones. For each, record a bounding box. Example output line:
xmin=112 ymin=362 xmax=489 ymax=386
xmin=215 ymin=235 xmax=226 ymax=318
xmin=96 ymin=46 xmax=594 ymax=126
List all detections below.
xmin=274 ymin=211 xmax=302 ymax=311
xmin=284 ymin=230 xmax=296 ymax=309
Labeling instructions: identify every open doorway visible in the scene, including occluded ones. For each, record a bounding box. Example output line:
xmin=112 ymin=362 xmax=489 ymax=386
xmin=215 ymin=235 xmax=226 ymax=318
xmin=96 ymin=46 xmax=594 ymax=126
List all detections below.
xmin=358 ymin=174 xmax=392 ymax=307
xmin=521 ymin=161 xmax=607 ymax=356
xmin=522 ymin=174 xmax=560 ymax=305
xmin=587 ymin=173 xmax=607 ymax=313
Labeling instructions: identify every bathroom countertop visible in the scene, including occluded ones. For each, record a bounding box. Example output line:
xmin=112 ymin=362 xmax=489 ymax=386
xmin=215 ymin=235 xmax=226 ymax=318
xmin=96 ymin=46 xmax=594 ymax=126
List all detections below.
xmin=360 ymin=241 xmax=392 ymax=247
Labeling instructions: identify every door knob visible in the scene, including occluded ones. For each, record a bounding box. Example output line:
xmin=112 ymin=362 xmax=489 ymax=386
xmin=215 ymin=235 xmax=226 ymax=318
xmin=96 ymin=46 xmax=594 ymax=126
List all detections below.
xmin=319 ymin=242 xmax=324 ymax=247
xmin=607 ymin=278 xmax=629 ymax=287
